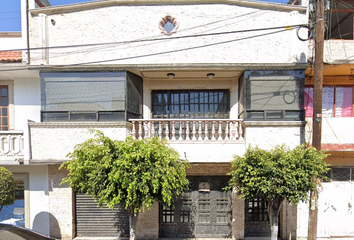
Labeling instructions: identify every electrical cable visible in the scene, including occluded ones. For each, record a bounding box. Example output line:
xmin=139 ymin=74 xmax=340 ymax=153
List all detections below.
xmin=0 ymin=28 xmax=290 ymax=71
xmin=46 ymin=29 xmax=290 ymax=68
xmin=0 ymin=24 xmax=308 ymax=53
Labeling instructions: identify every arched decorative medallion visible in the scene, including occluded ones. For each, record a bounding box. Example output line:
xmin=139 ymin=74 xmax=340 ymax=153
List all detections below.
xmin=158 ymin=15 xmax=179 ymax=36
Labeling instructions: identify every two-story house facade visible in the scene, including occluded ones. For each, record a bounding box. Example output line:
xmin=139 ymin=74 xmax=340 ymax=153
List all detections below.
xmin=2 ymin=0 xmax=309 ymax=239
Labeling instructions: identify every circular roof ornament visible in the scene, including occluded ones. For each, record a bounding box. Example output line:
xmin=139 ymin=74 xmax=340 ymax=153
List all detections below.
xmin=159 ymin=15 xmax=179 ymax=36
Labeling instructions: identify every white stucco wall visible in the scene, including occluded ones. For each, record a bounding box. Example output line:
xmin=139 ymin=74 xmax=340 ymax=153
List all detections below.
xmin=14 ymin=77 xmax=41 ymax=130
xmin=170 ymin=141 xmax=246 ymax=162
xmin=245 ymin=121 xmax=305 ymax=149
xmin=28 ymin=2 xmax=308 ymax=65
xmin=305 ymin=117 xmax=354 ymax=148
xmin=29 ymin=123 xmax=131 ymax=161
xmin=323 ymin=41 xmax=354 ymax=64
xmin=297 ymin=182 xmax=354 ymax=238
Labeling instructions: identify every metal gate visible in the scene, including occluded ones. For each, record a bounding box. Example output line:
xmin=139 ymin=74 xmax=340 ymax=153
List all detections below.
xmin=159 ymin=176 xmax=231 ymax=238
xmin=245 ymin=197 xmax=271 ymax=237
xmin=75 ymin=193 xmax=129 ymax=237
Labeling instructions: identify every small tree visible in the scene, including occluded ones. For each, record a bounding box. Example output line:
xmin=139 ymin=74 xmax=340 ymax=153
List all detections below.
xmin=0 ymin=166 xmax=15 ymax=213
xmin=61 ymin=130 xmax=190 ymax=240
xmin=227 ymin=145 xmax=329 ymax=240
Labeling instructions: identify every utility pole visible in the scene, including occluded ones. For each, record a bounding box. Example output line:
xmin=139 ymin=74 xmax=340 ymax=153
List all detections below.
xmin=309 ymin=0 xmax=325 ymax=239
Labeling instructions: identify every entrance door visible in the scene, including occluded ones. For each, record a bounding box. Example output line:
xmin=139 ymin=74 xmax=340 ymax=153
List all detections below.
xmin=244 ymin=197 xmax=271 ymax=237
xmin=159 ymin=176 xmax=231 ymax=238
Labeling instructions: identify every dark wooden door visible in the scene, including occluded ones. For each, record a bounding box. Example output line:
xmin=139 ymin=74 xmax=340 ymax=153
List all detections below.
xmin=159 ymin=176 xmax=231 ymax=238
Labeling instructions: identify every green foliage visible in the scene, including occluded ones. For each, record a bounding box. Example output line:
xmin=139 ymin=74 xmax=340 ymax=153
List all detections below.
xmin=61 ymin=130 xmax=190 ymax=214
xmin=0 ymin=167 xmax=15 ymax=212
xmin=227 ymin=144 xmax=329 ymax=204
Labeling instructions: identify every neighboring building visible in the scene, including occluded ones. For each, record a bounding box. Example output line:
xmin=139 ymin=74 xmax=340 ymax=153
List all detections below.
xmin=3 ymin=0 xmax=309 ymax=239
xmin=296 ymin=0 xmax=354 ymax=238
xmin=0 ymin=0 xmax=56 ymax=238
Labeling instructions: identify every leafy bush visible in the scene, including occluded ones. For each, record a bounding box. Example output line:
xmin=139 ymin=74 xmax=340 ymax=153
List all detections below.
xmin=0 ymin=167 xmax=15 ymax=213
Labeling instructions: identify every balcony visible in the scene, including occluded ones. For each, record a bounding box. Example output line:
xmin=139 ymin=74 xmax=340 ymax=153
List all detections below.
xmin=130 ymin=119 xmax=245 ymax=162
xmin=130 ymin=119 xmax=245 ymax=141
xmin=0 ymin=131 xmax=24 ymax=164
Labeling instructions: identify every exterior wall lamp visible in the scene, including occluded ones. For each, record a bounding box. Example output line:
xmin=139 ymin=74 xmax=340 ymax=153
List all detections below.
xmin=207 ymin=73 xmax=215 ymax=79
xmin=167 ymin=73 xmax=175 ymax=79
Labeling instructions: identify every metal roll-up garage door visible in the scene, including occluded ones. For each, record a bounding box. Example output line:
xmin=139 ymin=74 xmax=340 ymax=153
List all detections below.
xmin=75 ymin=193 xmax=129 ymax=237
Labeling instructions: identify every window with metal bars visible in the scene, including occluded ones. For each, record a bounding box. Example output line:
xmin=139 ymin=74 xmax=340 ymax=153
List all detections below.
xmin=152 ymin=90 xmax=229 ymax=119
xmin=162 ymin=205 xmax=175 ymax=223
xmin=0 ymin=86 xmax=9 ymax=130
xmin=246 ymin=197 xmax=269 ymax=222
xmin=327 ymin=167 xmax=354 ymax=181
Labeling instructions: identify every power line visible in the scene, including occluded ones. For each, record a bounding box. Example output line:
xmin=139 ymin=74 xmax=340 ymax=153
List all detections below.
xmin=0 ymin=24 xmax=307 ymax=53
xmin=0 ymin=28 xmax=290 ymax=72
xmin=35 ymin=29 xmax=290 ymax=67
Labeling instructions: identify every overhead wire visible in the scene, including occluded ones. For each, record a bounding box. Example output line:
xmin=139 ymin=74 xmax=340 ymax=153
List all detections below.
xmin=0 ymin=24 xmax=308 ymax=53
xmin=49 ymin=29 xmax=290 ymax=67
xmin=26 ymin=10 xmax=268 ymax=62
xmin=307 ymin=0 xmax=354 ymax=75
xmin=0 ymin=27 xmax=291 ymax=72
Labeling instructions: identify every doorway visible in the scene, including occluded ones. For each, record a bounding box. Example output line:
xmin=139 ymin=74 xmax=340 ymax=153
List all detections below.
xmin=159 ymin=176 xmax=231 ymax=238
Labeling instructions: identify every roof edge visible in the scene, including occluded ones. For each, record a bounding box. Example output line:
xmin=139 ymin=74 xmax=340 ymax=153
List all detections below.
xmin=28 ymin=63 xmax=309 ymax=71
xmin=30 ymin=0 xmax=307 ymax=16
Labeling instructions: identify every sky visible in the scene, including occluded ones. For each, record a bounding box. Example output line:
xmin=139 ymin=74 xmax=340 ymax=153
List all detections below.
xmin=0 ymin=0 xmax=290 ymax=32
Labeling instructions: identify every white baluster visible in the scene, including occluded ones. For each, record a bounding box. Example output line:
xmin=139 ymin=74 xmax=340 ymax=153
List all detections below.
xmin=144 ymin=121 xmax=149 ymax=139
xmin=225 ymin=121 xmax=230 ymax=140
xmin=165 ymin=120 xmax=170 ymax=140
xmin=152 ymin=121 xmax=156 ymax=138
xmin=218 ymin=121 xmax=222 ymax=140
xmin=138 ymin=121 xmax=143 ymax=140
xmin=238 ymin=121 xmax=244 ymax=140
xmin=204 ymin=121 xmax=209 ymax=140
xmin=171 ymin=121 xmax=176 ymax=140
xmin=158 ymin=121 xmax=163 ymax=138
xmin=231 ymin=121 xmax=237 ymax=140
xmin=192 ymin=121 xmax=197 ymax=140
xmin=132 ymin=121 xmax=136 ymax=139
xmin=198 ymin=121 xmax=203 ymax=140
xmin=211 ymin=121 xmax=216 ymax=140
xmin=177 ymin=120 xmax=182 ymax=140
xmin=186 ymin=121 xmax=190 ymax=140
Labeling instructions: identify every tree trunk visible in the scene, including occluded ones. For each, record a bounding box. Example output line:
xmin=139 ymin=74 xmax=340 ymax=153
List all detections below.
xmin=266 ymin=197 xmax=284 ymax=240
xmin=129 ymin=210 xmax=139 ymax=240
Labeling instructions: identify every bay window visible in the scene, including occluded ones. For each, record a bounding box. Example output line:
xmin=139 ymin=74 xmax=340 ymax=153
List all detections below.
xmin=41 ymin=72 xmax=143 ymax=122
xmin=239 ymin=70 xmax=305 ymax=121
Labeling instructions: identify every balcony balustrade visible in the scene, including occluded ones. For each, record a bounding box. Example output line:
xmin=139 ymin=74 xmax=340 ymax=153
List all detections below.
xmin=130 ymin=119 xmax=244 ymax=141
xmin=0 ymin=131 xmax=24 ymax=162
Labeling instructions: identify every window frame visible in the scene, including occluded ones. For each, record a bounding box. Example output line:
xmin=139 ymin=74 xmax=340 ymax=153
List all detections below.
xmin=245 ymin=197 xmax=269 ymax=222
xmin=151 ymin=90 xmax=230 ymax=119
xmin=40 ymin=72 xmax=143 ymax=122
xmin=0 ymin=81 xmax=14 ymax=130
xmin=240 ymin=70 xmax=305 ymax=121
xmin=327 ymin=167 xmax=354 ymax=182
xmin=0 ymin=85 xmax=9 ymax=130
xmin=305 ymin=85 xmax=354 ymax=117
